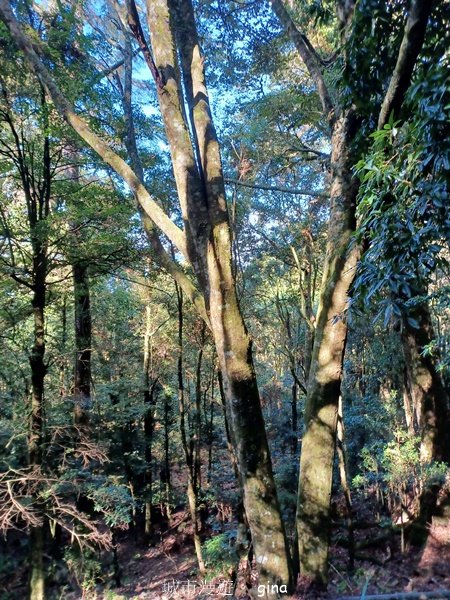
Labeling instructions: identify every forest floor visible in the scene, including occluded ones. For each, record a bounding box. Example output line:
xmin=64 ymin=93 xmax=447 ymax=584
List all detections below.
xmin=2 ymin=506 xmax=449 ymax=599
xmin=68 ymin=515 xmax=450 ymax=599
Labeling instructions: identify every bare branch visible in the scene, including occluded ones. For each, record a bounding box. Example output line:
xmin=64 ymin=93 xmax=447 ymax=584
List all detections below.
xmin=224 ymin=177 xmax=326 ymax=197
xmin=378 ymin=0 xmax=433 ymax=129
xmin=270 ymin=0 xmax=335 ymax=124
xmin=126 ymin=0 xmax=164 ymax=88
xmin=0 ymin=0 xmax=189 ymax=262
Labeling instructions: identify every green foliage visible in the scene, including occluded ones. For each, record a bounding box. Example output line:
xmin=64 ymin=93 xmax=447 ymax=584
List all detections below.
xmin=202 ymin=531 xmax=238 ymax=579
xmin=86 ymin=479 xmax=134 ymax=528
xmin=353 ymin=26 xmax=450 ymax=325
xmin=343 ymin=0 xmax=404 ymax=123
xmin=64 ymin=546 xmax=104 ymax=596
xmin=353 ymin=427 xmax=448 ymax=512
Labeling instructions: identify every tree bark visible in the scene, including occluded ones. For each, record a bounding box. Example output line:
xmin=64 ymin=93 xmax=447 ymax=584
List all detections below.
xmin=402 ymin=303 xmax=450 ymax=543
xmin=143 ymin=300 xmax=157 ymax=536
xmin=142 ymin=0 xmax=294 ymax=590
xmin=29 ymin=272 xmax=47 ymax=600
xmin=296 ymin=110 xmax=359 ymax=584
xmin=291 ymin=381 xmax=298 ymax=455
xmin=402 ymin=307 xmax=450 ymax=464
xmin=29 ymin=526 xmax=45 ymax=600
xmin=162 ymin=393 xmax=171 ymax=507
xmin=27 ymin=91 xmax=50 ymax=600
xmin=337 ymin=395 xmax=355 ymax=571
xmin=270 ymin=0 xmax=435 ymax=585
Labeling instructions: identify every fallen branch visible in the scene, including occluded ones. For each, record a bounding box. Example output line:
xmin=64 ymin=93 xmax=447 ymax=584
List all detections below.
xmin=332 ymin=519 xmax=390 ymax=530
xmin=354 ymin=552 xmax=387 ymax=566
xmin=335 ymin=530 xmax=393 ymax=550
xmin=162 ymin=512 xmax=190 ymax=536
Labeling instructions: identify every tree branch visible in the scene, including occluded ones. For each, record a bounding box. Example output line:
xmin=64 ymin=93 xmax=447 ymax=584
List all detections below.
xmin=270 ymin=0 xmax=335 ymax=124
xmin=378 ymin=0 xmax=433 ymax=129
xmin=224 ymin=177 xmax=326 ymax=197
xmin=0 ymin=0 xmax=189 ymax=263
xmin=125 ymin=0 xmax=164 ymax=89
xmin=92 ymin=48 xmax=140 ymax=83
xmin=114 ymin=17 xmax=210 ymax=327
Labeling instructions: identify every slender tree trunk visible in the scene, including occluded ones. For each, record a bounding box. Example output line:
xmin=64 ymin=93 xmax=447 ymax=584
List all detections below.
xmin=28 ymin=248 xmax=47 ymax=600
xmin=29 ymin=281 xmax=46 ymax=466
xmin=163 ymin=393 xmax=171 ymax=507
xmin=62 ymin=145 xmax=92 ymax=428
xmin=291 ymin=381 xmax=298 ymax=455
xmin=73 ymin=262 xmax=91 ymax=426
xmin=27 ymin=91 xmax=51 ymax=598
xmin=194 ymin=324 xmax=206 ymax=495
xmin=29 ymin=526 xmax=45 ymax=600
xmin=206 ymin=366 xmax=215 ymax=481
xmin=303 ymin=234 xmax=315 ymax=378
xmin=143 ymin=301 xmax=156 ymax=537
xmin=296 ymin=111 xmax=359 ymax=585
xmin=59 ymin=294 xmax=68 ymax=398
xmin=144 ymin=376 xmax=157 ymax=537
xmin=175 ymin=283 xmax=205 ymax=574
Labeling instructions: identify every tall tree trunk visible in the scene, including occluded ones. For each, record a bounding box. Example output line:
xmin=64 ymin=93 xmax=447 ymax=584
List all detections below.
xmin=63 ymin=147 xmax=92 ymax=427
xmin=27 ymin=90 xmax=51 ymax=600
xmin=144 ymin=0 xmax=293 ymax=590
xmin=29 ymin=526 xmax=45 ymax=600
xmin=194 ymin=323 xmax=206 ymax=495
xmin=59 ymin=294 xmax=68 ymax=398
xmin=162 ymin=393 xmax=171 ymax=507
xmin=29 ymin=277 xmax=46 ymax=467
xmin=296 ymin=110 xmax=359 ymax=585
xmin=291 ymin=381 xmax=298 ymax=456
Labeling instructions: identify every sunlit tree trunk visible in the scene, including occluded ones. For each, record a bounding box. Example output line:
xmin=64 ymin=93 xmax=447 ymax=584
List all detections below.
xmin=296 ymin=111 xmax=359 ymax=584
xmin=143 ymin=0 xmax=293 ymax=591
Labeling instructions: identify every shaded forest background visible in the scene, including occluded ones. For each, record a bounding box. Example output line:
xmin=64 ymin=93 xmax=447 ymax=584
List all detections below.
xmin=0 ymin=0 xmax=449 ymax=598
